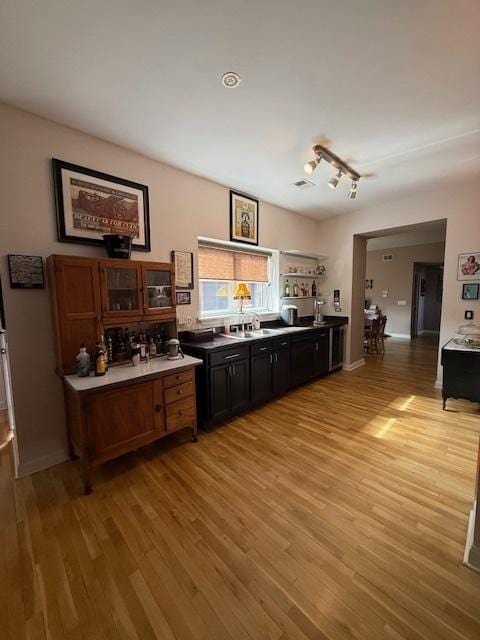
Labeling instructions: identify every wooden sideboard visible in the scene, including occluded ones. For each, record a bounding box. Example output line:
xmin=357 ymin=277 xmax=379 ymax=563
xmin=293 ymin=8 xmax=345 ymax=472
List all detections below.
xmin=64 ymin=358 xmax=201 ymax=493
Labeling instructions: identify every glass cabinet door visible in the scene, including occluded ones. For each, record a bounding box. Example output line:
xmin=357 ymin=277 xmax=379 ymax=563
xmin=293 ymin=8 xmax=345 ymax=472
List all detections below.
xmin=103 ymin=265 xmax=141 ymax=315
xmin=143 ymin=266 xmax=174 ymax=314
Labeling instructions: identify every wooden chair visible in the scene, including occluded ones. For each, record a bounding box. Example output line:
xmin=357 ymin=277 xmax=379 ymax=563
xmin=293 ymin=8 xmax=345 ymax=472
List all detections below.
xmin=364 ymin=316 xmax=382 ymax=354
xmin=378 ymin=315 xmax=387 ymax=352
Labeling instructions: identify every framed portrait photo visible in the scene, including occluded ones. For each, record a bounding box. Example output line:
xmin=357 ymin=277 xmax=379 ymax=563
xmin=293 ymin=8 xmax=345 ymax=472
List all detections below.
xmin=462 ymin=283 xmax=479 ymax=300
xmin=457 ymin=252 xmax=480 ymax=281
xmin=230 ymin=190 xmax=259 ymax=246
xmin=52 ymin=158 xmax=151 ymax=251
xmin=176 ymin=291 xmax=191 ymax=305
xmin=8 ymin=254 xmax=44 ymax=289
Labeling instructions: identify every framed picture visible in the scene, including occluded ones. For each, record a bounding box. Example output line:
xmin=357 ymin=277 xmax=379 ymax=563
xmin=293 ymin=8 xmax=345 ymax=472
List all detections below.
xmin=8 ymin=254 xmax=44 ymax=289
xmin=176 ymin=291 xmax=191 ymax=305
xmin=171 ymin=250 xmax=194 ymax=289
xmin=230 ymin=190 xmax=259 ymax=246
xmin=457 ymin=252 xmax=480 ymax=280
xmin=52 ymin=158 xmax=151 ymax=251
xmin=462 ymin=283 xmax=479 ymax=300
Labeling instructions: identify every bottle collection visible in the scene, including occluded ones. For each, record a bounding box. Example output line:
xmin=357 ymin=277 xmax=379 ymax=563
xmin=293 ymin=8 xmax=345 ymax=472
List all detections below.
xmin=76 ymin=324 xmax=173 ymax=377
xmin=284 ymin=279 xmax=318 ymax=298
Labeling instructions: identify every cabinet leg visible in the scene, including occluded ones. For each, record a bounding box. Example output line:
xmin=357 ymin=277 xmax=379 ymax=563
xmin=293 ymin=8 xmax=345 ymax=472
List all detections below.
xmin=82 ymin=460 xmax=93 ymax=495
xmin=192 ymin=422 xmax=198 ymax=443
xmin=442 ymin=398 xmax=447 ymax=410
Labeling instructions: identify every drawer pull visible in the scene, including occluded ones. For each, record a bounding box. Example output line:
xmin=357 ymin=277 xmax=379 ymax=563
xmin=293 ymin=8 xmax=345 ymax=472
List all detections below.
xmin=281 ymin=341 xmax=288 ymax=346
xmin=177 ymin=390 xmax=183 ymax=395
xmin=259 ymin=347 xmax=268 ymax=352
xmin=155 ymin=404 xmax=162 ymax=412
xmin=177 ymin=375 xmax=183 ymax=380
xmin=224 ymin=353 xmax=240 ymax=360
xmin=179 ymin=410 xmax=184 ymax=416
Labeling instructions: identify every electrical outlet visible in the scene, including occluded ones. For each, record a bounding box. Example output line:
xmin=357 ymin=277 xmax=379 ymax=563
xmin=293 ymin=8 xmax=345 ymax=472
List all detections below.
xmin=465 ymin=310 xmax=474 ymax=320
xmin=397 ymin=300 xmax=407 ymax=306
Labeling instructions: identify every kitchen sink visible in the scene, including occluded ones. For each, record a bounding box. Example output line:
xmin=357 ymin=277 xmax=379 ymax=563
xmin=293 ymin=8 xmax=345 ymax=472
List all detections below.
xmin=223 ymin=328 xmax=283 ymax=340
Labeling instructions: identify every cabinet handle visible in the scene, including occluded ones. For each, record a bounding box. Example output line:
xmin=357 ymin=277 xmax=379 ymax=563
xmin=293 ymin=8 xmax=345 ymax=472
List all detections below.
xmin=225 ymin=353 xmax=240 ymax=360
xmin=177 ymin=389 xmax=183 ymax=395
xmin=260 ymin=347 xmax=268 ymax=351
xmin=177 ymin=375 xmax=183 ymax=380
xmin=275 ymin=353 xmax=278 ymax=363
xmin=155 ymin=404 xmax=162 ymax=412
xmin=179 ymin=410 xmax=184 ymax=416
xmin=281 ymin=341 xmax=288 ymax=346
xmin=270 ymin=353 xmax=273 ymax=364
xmin=232 ymin=364 xmax=236 ymax=376
xmin=315 ymin=343 xmax=319 ymax=351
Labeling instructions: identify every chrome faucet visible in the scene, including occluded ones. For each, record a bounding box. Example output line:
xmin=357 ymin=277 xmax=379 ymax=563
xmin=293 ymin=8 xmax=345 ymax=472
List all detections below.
xmin=240 ymin=311 xmax=260 ymax=332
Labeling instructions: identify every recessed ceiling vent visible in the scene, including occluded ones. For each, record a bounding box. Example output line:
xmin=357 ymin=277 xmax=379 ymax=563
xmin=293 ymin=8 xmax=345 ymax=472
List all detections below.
xmin=292 ymin=178 xmax=315 ymax=190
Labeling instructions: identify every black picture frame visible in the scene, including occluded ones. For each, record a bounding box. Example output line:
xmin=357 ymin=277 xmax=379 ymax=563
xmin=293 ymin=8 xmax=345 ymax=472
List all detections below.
xmin=52 ymin=158 xmax=151 ymax=252
xmin=229 ymin=190 xmax=259 ymax=246
xmin=171 ymin=250 xmax=194 ymax=289
xmin=462 ymin=282 xmax=479 ymax=300
xmin=8 ymin=254 xmax=44 ymax=289
xmin=176 ymin=291 xmax=191 ymax=305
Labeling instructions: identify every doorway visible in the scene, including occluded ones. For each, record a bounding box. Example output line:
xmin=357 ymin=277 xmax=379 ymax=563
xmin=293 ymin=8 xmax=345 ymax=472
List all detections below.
xmin=411 ymin=262 xmax=444 ymax=338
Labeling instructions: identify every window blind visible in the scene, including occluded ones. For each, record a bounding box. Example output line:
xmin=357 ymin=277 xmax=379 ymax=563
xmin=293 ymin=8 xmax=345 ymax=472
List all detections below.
xmin=198 ymin=245 xmax=269 ymax=282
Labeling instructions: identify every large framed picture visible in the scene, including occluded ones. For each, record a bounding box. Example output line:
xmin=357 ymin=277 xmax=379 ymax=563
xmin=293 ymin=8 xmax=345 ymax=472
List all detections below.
xmin=462 ymin=283 xmax=479 ymax=300
xmin=52 ymin=159 xmax=151 ymax=251
xmin=457 ymin=252 xmax=480 ymax=280
xmin=8 ymin=254 xmax=44 ymax=289
xmin=230 ymin=190 xmax=259 ymax=246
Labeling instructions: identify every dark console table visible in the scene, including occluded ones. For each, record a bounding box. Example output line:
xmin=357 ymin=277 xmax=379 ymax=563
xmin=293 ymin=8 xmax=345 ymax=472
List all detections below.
xmin=441 ymin=340 xmax=480 ymax=409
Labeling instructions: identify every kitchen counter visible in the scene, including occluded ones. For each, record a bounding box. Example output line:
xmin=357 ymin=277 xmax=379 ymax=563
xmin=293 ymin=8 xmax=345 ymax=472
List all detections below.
xmin=180 ymin=319 xmax=346 ymax=352
xmin=64 ymin=354 xmax=203 ymax=392
xmin=443 ymin=338 xmax=480 ymax=352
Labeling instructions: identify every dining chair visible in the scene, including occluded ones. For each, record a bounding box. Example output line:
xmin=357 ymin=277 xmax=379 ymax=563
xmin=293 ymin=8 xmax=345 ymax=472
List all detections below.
xmin=378 ymin=315 xmax=387 ymax=352
xmin=364 ymin=316 xmax=382 ymax=354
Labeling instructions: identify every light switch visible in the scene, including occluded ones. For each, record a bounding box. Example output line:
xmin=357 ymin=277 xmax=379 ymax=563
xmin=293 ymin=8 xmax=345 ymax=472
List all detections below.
xmin=397 ymin=300 xmax=407 ymax=306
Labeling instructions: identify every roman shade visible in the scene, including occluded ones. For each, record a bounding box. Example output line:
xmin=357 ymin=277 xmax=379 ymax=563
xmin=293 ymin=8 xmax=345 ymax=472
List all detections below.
xmin=198 ymin=245 xmax=269 ymax=282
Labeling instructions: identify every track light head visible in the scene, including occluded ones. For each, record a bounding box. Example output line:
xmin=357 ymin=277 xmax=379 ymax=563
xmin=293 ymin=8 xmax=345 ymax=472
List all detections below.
xmin=348 ymin=180 xmax=358 ymax=199
xmin=328 ymin=171 xmax=342 ymax=190
xmin=304 ymin=158 xmax=320 ymax=175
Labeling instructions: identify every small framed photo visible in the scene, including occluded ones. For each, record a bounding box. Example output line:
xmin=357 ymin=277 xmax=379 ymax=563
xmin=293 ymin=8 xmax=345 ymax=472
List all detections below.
xmin=230 ymin=190 xmax=259 ymax=246
xmin=462 ymin=283 xmax=479 ymax=300
xmin=8 ymin=255 xmax=44 ymax=289
xmin=176 ymin=291 xmax=191 ymax=305
xmin=171 ymin=250 xmax=194 ymax=289
xmin=457 ymin=252 xmax=480 ymax=280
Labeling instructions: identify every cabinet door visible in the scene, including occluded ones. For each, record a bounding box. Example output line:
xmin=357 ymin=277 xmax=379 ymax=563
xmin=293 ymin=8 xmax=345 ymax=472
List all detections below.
xmin=313 ymin=332 xmax=330 ymax=377
xmin=208 ymin=364 xmax=231 ymax=423
xmin=86 ymin=381 xmax=157 ymax=464
xmin=331 ymin=327 xmax=344 ymax=369
xmin=272 ymin=348 xmax=290 ymax=395
xmin=100 ymin=261 xmax=143 ymax=319
xmin=141 ymin=263 xmax=176 ymax=318
xmin=229 ymin=359 xmax=250 ymax=414
xmin=251 ymin=352 xmax=273 ymax=405
xmin=290 ymin=340 xmax=314 ymax=387
xmin=49 ymin=255 xmax=102 ymax=374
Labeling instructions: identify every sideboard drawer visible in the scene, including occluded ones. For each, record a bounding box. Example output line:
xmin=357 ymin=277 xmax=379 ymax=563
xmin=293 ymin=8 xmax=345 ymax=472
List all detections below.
xmin=163 ymin=368 xmax=193 ymax=389
xmin=164 ymin=380 xmax=194 ymax=404
xmin=166 ymin=396 xmax=195 ymax=431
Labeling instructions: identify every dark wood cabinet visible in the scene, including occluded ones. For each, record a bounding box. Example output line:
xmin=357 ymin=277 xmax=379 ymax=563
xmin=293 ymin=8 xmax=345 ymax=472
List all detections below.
xmin=313 ymin=331 xmax=329 ymax=377
xmin=272 ymin=346 xmax=290 ymax=396
xmin=441 ymin=341 xmax=480 ymax=409
xmin=230 ymin=359 xmax=250 ymax=413
xmin=251 ymin=349 xmax=273 ymax=405
xmin=290 ymin=335 xmax=315 ymax=387
xmin=208 ymin=364 xmax=231 ymax=423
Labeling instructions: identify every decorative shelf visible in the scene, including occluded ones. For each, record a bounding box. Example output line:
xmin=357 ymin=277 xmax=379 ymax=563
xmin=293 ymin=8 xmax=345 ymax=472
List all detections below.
xmin=280 ymin=250 xmax=328 ymax=261
xmin=280 ymin=273 xmax=319 ymax=279
xmin=281 ymin=296 xmax=317 ymax=300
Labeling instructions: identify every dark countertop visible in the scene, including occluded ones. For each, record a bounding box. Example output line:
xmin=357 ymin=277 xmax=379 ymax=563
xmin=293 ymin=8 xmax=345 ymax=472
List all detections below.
xmin=180 ymin=317 xmax=347 ymax=352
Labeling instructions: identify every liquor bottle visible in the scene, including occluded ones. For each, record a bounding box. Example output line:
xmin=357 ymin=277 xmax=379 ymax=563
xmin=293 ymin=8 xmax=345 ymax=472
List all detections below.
xmin=106 ymin=333 xmax=113 ymax=365
xmin=149 ymin=337 xmax=157 ymax=357
xmin=100 ymin=335 xmax=108 ymax=371
xmin=94 ymin=341 xmax=106 ymax=376
xmin=76 ymin=344 xmax=90 ymax=377
xmin=293 ymin=280 xmax=299 ymax=297
xmin=312 ymin=280 xmax=317 ymax=297
xmin=284 ymin=279 xmax=290 ymax=297
xmin=139 ymin=333 xmax=146 ymax=359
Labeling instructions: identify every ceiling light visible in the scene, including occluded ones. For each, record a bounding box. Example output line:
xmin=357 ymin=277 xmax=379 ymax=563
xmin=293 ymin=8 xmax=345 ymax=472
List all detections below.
xmin=304 ymin=158 xmax=321 ymax=175
xmin=328 ymin=171 xmax=342 ymax=189
xmin=222 ymin=72 xmax=241 ymax=88
xmin=348 ymin=180 xmax=358 ymax=199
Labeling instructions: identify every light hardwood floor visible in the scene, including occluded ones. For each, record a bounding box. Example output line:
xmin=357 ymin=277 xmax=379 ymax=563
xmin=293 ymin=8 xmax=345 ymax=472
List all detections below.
xmin=1 ymin=337 xmax=480 ymax=639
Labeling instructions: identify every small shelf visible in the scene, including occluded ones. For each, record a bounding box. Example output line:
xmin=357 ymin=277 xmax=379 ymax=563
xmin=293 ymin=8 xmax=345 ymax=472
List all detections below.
xmin=280 ymin=250 xmax=328 ymax=261
xmin=281 ymin=296 xmax=317 ymax=300
xmin=280 ymin=273 xmax=319 ymax=279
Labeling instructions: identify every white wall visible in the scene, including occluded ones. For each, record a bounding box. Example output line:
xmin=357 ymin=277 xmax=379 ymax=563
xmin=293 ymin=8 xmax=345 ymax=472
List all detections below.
xmin=316 ymin=180 xmax=480 ymax=369
xmin=365 ymin=242 xmax=445 ymax=337
xmin=0 ymin=364 xmax=6 ymax=410
xmin=0 ymin=103 xmax=322 ymax=474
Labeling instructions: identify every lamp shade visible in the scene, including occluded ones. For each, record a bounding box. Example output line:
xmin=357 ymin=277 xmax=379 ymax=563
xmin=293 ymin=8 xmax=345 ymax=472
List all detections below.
xmin=233 ymin=282 xmax=251 ymax=299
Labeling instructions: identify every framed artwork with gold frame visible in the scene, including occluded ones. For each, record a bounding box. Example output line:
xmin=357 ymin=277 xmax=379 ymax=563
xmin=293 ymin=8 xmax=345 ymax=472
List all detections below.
xmin=230 ymin=190 xmax=259 ymax=246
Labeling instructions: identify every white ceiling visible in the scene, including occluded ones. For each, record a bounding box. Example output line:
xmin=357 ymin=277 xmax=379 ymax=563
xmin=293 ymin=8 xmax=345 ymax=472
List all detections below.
xmin=1 ymin=0 xmax=479 ymax=219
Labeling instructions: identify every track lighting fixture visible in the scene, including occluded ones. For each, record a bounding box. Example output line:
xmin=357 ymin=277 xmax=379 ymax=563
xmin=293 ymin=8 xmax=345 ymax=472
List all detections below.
xmin=303 ymin=143 xmax=361 ymax=198
xmin=328 ymin=171 xmax=342 ymax=190
xmin=348 ymin=180 xmax=358 ymax=199
xmin=303 ymin=158 xmax=321 ymax=175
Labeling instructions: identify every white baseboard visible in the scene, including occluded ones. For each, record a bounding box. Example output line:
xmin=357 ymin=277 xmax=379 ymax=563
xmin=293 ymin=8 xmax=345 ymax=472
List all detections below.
xmin=388 ymin=333 xmax=411 ymax=339
xmin=344 ymin=359 xmax=365 ymax=371
xmin=419 ymin=330 xmax=440 ymax=335
xmin=464 ymin=503 xmax=480 ymax=574
xmin=17 ymin=448 xmax=69 ymax=478
xmin=434 ymin=378 xmax=443 ymax=389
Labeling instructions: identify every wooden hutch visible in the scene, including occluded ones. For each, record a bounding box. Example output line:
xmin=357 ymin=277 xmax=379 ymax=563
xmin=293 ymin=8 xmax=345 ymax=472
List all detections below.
xmin=48 ymin=254 xmax=201 ymax=493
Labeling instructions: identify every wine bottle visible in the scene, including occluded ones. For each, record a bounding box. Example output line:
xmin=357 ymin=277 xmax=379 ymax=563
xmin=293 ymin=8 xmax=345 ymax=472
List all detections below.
xmin=293 ymin=281 xmax=299 ymax=297
xmin=312 ymin=280 xmax=317 ymax=297
xmin=284 ymin=279 xmax=290 ymax=297
xmin=94 ymin=341 xmax=106 ymax=376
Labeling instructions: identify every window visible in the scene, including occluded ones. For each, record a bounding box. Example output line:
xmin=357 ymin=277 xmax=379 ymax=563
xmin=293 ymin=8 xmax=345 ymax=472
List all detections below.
xmin=198 ymin=243 xmax=273 ymax=317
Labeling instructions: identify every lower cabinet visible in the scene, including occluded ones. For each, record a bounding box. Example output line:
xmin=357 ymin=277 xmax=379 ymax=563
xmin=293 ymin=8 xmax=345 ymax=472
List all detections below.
xmin=207 ymin=358 xmax=250 ymax=422
xmin=65 ymin=364 xmax=198 ymax=494
xmin=290 ymin=335 xmax=315 ymax=387
xmin=313 ymin=331 xmax=330 ymax=377
xmin=251 ymin=350 xmax=273 ymax=405
xmin=272 ymin=346 xmax=290 ymax=395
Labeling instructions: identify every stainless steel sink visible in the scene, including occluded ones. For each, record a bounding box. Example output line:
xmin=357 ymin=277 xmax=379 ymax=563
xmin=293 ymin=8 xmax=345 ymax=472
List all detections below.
xmin=223 ymin=328 xmax=283 ymax=340
xmin=251 ymin=328 xmax=282 ymax=336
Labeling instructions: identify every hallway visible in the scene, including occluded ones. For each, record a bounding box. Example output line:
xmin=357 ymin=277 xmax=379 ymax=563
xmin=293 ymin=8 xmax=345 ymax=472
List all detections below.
xmin=1 ymin=337 xmax=479 ymax=639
